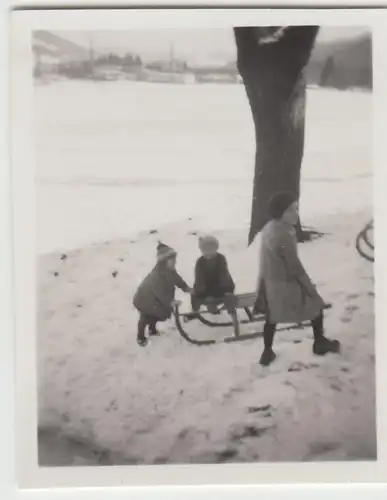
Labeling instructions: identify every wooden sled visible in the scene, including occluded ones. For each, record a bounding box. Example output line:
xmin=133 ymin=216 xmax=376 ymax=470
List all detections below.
xmin=173 ymin=293 xmax=332 ymax=346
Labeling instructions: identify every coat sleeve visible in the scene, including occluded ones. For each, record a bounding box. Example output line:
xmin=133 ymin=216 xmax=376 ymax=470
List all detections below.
xmin=218 ymin=255 xmax=235 ymax=292
xmin=150 ymin=274 xmax=176 ymax=314
xmin=193 ymin=258 xmax=206 ymax=295
xmin=277 ymin=232 xmax=315 ymax=292
xmin=172 ymin=270 xmax=191 ymax=292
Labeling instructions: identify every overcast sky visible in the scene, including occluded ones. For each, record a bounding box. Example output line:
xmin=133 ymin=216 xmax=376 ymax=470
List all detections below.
xmin=58 ymin=26 xmax=370 ymax=63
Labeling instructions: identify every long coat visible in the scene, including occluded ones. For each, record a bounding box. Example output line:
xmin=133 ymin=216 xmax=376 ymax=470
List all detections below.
xmin=133 ymin=263 xmax=190 ymax=321
xmin=254 ymin=219 xmax=325 ymax=324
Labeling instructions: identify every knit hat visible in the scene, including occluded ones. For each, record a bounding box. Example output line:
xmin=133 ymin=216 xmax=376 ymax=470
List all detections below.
xmin=198 ymin=235 xmax=219 ymax=253
xmin=156 ymin=241 xmax=176 ymax=262
xmin=268 ymin=191 xmax=297 ymax=220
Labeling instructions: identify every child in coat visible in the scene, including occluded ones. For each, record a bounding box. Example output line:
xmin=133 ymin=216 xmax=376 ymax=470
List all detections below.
xmin=189 ymin=235 xmax=240 ymax=336
xmin=255 ymin=191 xmax=340 ymax=366
xmin=133 ymin=242 xmax=192 ymax=347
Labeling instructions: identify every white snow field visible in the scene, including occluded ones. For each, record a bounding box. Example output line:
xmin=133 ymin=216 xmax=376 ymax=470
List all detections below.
xmin=35 ymin=82 xmax=374 ymax=465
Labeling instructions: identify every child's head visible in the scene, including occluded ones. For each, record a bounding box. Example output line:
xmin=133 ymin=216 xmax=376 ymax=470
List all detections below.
xmin=156 ymin=242 xmax=177 ymax=269
xmin=165 ymin=255 xmax=176 ymax=270
xmin=198 ymin=235 xmax=219 ymax=259
xmin=268 ymin=191 xmax=298 ymax=226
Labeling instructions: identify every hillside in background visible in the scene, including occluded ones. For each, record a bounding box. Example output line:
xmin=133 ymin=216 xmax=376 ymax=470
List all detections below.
xmin=32 ymin=30 xmax=372 ymax=90
xmin=308 ymin=33 xmax=372 ymax=89
xmin=33 ymin=30 xmax=88 ymax=64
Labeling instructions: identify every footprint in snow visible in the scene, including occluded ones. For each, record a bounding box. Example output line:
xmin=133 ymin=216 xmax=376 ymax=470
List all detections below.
xmin=215 ymin=448 xmax=238 ymax=462
xmin=247 ymin=404 xmax=273 ymax=414
xmin=288 ymin=361 xmax=309 ymax=372
xmin=231 ymin=425 xmax=273 ymax=441
xmin=346 ymin=304 xmax=359 ymax=313
xmin=305 ymin=441 xmax=340 ymax=460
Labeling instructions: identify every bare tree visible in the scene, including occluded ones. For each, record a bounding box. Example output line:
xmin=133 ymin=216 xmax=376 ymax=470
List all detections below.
xmin=234 ymin=26 xmax=319 ymax=244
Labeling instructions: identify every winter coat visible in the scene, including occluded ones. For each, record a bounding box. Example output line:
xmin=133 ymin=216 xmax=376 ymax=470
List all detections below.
xmin=133 ymin=263 xmax=190 ymax=321
xmin=254 ymin=219 xmax=325 ymax=324
xmin=193 ymin=253 xmax=235 ymax=298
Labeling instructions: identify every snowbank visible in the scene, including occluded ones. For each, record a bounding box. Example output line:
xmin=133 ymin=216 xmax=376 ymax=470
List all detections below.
xmin=37 ymin=208 xmax=375 ymax=464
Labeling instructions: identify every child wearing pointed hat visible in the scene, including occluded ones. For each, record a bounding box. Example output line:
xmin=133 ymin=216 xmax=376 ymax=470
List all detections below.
xmin=133 ymin=242 xmax=192 ymax=346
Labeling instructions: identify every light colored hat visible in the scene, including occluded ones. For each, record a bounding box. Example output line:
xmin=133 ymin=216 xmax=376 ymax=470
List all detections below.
xmin=198 ymin=235 xmax=219 ymax=253
xmin=157 ymin=242 xmax=176 ymax=262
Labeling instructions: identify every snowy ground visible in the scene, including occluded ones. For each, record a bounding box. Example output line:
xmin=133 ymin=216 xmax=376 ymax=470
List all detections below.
xmin=35 ymin=83 xmax=371 ymax=254
xmin=36 ymin=84 xmax=375 ymax=465
xmin=37 ymin=209 xmax=375 ymax=465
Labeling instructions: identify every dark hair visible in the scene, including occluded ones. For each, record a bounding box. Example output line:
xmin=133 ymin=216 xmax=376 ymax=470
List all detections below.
xmin=268 ymin=191 xmax=297 ymax=220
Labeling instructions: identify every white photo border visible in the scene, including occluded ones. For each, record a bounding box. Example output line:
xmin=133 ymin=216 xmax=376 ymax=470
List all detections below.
xmin=9 ymin=7 xmax=387 ymax=489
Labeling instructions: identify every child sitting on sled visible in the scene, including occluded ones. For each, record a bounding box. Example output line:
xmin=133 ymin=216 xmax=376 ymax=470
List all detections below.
xmin=133 ymin=242 xmax=192 ymax=347
xmin=188 ymin=235 xmax=240 ymax=336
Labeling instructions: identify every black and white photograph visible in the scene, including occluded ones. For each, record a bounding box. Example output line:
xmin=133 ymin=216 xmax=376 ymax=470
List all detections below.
xmin=10 ymin=7 xmax=386 ymax=489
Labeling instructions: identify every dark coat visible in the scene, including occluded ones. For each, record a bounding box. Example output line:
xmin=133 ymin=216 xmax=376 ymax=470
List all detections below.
xmin=133 ymin=263 xmax=190 ymax=321
xmin=254 ymin=219 xmax=325 ymax=324
xmin=193 ymin=253 xmax=235 ymax=298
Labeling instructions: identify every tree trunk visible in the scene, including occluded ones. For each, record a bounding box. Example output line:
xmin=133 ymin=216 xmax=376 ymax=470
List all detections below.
xmin=234 ymin=26 xmax=319 ymax=244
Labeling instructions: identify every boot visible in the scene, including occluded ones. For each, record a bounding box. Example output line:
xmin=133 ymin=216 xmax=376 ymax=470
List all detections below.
xmin=137 ymin=336 xmax=148 ymax=347
xmin=148 ymin=325 xmax=161 ymax=336
xmin=313 ymin=336 xmax=340 ymax=356
xmin=259 ymin=348 xmax=277 ymax=367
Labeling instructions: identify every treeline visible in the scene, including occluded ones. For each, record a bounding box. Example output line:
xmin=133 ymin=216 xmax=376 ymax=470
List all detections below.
xmin=35 ymin=34 xmax=373 ymax=91
xmin=94 ymin=52 xmax=143 ymax=68
xmin=49 ymin=52 xmax=144 ymax=80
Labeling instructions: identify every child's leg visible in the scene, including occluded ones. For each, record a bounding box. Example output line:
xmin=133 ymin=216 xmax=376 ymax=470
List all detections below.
xmin=263 ymin=321 xmax=276 ymax=349
xmin=311 ymin=310 xmax=340 ymax=355
xmin=191 ymin=294 xmax=201 ymax=312
xmin=259 ymin=319 xmax=277 ymax=366
xmin=311 ymin=310 xmax=324 ymax=338
xmin=148 ymin=316 xmax=160 ymax=336
xmin=137 ymin=313 xmax=148 ymax=345
xmin=230 ymin=311 xmax=240 ymax=337
xmin=223 ymin=294 xmax=240 ymax=336
xmin=183 ymin=295 xmax=202 ymax=320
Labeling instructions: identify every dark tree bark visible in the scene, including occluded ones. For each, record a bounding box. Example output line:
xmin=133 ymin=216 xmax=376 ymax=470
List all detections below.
xmin=234 ymin=26 xmax=319 ymax=244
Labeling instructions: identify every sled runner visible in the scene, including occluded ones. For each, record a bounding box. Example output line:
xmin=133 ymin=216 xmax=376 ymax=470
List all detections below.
xmin=356 ymin=220 xmax=374 ymax=263
xmin=173 ymin=293 xmax=332 ymax=346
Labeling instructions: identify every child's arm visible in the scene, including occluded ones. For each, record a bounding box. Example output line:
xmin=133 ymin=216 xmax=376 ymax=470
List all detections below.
xmin=218 ymin=254 xmax=236 ymax=293
xmin=277 ymin=232 xmax=315 ymax=291
xmin=172 ymin=270 xmax=192 ymax=293
xmin=193 ymin=258 xmax=206 ymax=295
